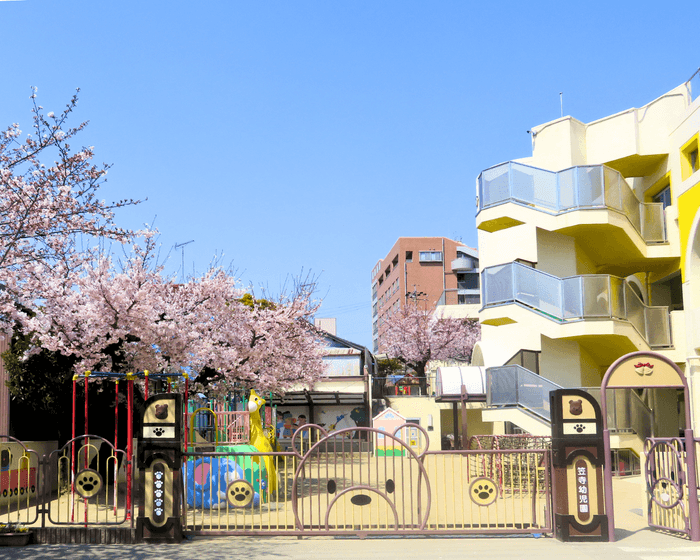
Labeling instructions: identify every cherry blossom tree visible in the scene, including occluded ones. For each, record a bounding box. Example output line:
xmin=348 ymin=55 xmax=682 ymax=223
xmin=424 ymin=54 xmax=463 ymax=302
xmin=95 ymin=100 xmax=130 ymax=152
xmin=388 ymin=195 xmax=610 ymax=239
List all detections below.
xmin=0 ymin=88 xmax=138 ymax=333
xmin=380 ymin=302 xmax=481 ymax=385
xmin=20 ymin=236 xmax=325 ymax=394
xmin=3 ymin=90 xmax=324 ymax=397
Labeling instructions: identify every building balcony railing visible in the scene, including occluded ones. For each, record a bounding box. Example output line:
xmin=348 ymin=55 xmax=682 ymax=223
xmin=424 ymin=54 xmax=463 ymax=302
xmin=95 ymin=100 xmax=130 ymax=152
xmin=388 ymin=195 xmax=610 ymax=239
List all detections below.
xmin=437 ymin=289 xmax=480 ymax=306
xmin=374 ymin=375 xmax=431 ymax=397
xmin=481 ymin=261 xmax=672 ymax=348
xmin=486 ymin=365 xmax=561 ymax=421
xmin=477 ymin=161 xmax=666 ymax=243
xmin=451 ymin=256 xmax=476 ymax=272
xmin=582 ymin=387 xmax=653 ymax=439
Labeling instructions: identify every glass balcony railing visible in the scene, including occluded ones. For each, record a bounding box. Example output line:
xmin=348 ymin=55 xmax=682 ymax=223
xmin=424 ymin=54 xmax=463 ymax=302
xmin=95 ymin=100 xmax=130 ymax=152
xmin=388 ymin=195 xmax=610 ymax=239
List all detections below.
xmin=486 ymin=365 xmax=561 ymax=421
xmin=477 ymin=162 xmax=666 ymax=243
xmin=481 ymin=262 xmax=672 ymax=348
xmin=582 ymin=387 xmax=653 ymax=439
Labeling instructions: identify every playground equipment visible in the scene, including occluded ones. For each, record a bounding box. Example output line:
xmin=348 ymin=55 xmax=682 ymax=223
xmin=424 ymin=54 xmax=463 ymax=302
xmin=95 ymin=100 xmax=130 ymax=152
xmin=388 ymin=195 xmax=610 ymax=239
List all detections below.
xmin=70 ymin=370 xmax=188 ymax=520
xmin=247 ymin=390 xmax=277 ymax=495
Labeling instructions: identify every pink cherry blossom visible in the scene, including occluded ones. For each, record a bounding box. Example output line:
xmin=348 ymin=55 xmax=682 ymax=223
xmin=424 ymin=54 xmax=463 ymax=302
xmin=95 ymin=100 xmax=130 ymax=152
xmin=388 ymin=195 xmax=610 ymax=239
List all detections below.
xmin=379 ymin=302 xmax=480 ymax=377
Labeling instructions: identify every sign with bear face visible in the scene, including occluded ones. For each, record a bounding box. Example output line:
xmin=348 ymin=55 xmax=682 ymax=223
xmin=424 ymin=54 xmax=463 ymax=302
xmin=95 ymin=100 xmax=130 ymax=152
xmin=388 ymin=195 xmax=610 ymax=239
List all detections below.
xmin=141 ymin=394 xmax=181 ymax=444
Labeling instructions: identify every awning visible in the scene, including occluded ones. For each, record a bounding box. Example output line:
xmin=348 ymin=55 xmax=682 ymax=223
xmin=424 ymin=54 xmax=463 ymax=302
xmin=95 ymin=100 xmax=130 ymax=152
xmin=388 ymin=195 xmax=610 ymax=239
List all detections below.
xmin=270 ymin=391 xmax=366 ymax=407
xmin=434 ymin=366 xmax=487 ymax=402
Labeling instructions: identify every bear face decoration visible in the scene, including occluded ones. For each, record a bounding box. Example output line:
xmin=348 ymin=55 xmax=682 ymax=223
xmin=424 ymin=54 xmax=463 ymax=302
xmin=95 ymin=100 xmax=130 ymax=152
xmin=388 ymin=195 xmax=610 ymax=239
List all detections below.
xmin=569 ymin=399 xmax=583 ymax=416
xmin=155 ymin=403 xmax=169 ymax=420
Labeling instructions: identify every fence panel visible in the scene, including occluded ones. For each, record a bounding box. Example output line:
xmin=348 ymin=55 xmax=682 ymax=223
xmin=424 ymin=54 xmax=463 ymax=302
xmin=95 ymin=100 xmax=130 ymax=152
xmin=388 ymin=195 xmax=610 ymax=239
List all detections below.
xmin=45 ymin=435 xmax=132 ymax=527
xmin=0 ymin=436 xmax=40 ymax=526
xmin=182 ymin=427 xmax=551 ymax=537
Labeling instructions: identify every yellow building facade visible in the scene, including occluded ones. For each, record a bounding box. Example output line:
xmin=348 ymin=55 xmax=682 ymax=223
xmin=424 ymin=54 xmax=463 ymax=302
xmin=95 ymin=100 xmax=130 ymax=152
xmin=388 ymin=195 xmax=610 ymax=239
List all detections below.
xmin=473 ymin=70 xmax=700 ymax=440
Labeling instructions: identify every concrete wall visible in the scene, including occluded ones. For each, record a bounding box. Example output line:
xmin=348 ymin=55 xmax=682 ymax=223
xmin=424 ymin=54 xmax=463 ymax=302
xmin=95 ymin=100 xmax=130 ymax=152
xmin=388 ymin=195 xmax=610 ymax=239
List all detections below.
xmin=539 ymin=336 xmax=583 ymax=388
xmin=478 ymin=224 xmax=538 ymax=269
xmin=530 ymin=117 xmax=587 ymax=171
xmin=535 ymin=229 xmax=578 ymax=277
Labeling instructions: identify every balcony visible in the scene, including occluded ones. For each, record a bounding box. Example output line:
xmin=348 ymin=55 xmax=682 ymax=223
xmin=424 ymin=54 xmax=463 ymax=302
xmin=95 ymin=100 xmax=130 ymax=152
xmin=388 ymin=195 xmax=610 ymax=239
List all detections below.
xmin=476 ymin=162 xmax=665 ymax=243
xmin=451 ymin=256 xmax=476 ymax=272
xmin=486 ymin=365 xmax=560 ymax=421
xmin=481 ymin=262 xmax=672 ymax=348
xmin=375 ymin=375 xmax=430 ymax=397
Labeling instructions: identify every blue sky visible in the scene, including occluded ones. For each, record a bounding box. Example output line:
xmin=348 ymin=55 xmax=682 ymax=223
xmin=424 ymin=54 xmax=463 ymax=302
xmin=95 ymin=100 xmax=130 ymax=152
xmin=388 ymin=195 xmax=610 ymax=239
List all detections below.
xmin=1 ymin=1 xmax=698 ymax=348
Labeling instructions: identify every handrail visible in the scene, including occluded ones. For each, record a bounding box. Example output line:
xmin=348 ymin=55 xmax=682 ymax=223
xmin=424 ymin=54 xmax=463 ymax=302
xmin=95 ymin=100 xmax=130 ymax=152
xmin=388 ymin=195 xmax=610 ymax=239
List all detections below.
xmin=477 ymin=161 xmax=666 ymax=243
xmin=581 ymin=387 xmax=653 ymax=439
xmin=486 ymin=365 xmax=562 ymax=421
xmin=481 ymin=261 xmax=672 ymax=348
xmin=189 ymin=407 xmax=219 ymax=448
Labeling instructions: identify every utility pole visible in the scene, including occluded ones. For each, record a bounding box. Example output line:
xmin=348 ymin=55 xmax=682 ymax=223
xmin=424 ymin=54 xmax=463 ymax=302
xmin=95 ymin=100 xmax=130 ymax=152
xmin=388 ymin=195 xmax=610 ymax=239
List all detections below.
xmin=406 ymin=285 xmax=426 ymax=306
xmin=174 ymin=240 xmax=194 ymax=283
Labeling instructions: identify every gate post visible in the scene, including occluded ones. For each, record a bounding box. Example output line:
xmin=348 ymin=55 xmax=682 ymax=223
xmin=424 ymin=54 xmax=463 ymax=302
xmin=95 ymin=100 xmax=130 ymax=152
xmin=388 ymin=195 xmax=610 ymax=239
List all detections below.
xmin=136 ymin=393 xmax=184 ymax=543
xmin=550 ymin=389 xmax=609 ymax=542
xmin=684 ymin=428 xmax=700 ymax=541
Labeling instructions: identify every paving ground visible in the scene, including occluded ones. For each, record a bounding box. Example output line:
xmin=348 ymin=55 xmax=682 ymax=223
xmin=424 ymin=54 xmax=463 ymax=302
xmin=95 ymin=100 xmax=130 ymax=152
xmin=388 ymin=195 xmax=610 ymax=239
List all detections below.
xmin=3 ymin=475 xmax=700 ymax=559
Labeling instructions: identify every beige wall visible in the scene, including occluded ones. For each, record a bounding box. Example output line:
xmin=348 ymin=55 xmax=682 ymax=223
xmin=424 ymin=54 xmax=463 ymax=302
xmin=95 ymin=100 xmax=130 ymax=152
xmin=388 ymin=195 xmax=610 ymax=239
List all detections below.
xmin=478 ymin=225 xmax=537 ymax=269
xmin=539 ymin=336 xmax=583 ymax=387
xmin=535 ymin=229 xmax=577 ymax=277
xmin=386 ymin=397 xmax=455 ymax=451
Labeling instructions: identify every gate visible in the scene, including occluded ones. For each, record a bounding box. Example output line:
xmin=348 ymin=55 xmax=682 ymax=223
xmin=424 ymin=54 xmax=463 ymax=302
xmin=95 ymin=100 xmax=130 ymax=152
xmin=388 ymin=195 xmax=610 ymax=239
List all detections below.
xmin=42 ymin=435 xmax=132 ymax=527
xmin=1 ymin=434 xmax=136 ymax=543
xmin=644 ymin=437 xmax=700 ymax=538
xmin=182 ymin=426 xmax=552 ymax=537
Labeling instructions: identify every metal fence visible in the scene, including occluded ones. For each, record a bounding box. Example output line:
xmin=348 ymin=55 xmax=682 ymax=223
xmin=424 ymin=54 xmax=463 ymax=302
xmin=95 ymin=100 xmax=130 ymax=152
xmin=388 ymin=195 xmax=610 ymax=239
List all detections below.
xmin=0 ymin=434 xmax=136 ymax=543
xmin=181 ymin=426 xmax=551 ymax=537
xmin=644 ymin=437 xmax=695 ymax=537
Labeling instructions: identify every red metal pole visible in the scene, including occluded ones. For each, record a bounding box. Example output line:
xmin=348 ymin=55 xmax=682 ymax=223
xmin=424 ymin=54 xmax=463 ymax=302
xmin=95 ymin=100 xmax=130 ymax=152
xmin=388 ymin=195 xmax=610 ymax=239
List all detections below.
xmin=114 ymin=379 xmax=119 ymax=515
xmin=114 ymin=380 xmax=119 ymax=450
xmin=144 ymin=370 xmax=149 ymax=401
xmin=126 ymin=374 xmax=134 ymax=520
xmin=84 ymin=373 xmax=89 ymax=467
xmin=184 ymin=374 xmax=189 ymax=452
xmin=83 ymin=372 xmax=89 ymax=526
xmin=71 ymin=375 xmax=77 ymax=522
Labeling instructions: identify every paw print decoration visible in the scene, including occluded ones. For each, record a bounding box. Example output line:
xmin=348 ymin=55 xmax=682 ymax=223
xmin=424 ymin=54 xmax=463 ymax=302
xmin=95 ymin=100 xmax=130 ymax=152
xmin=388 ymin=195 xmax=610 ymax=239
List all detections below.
xmin=574 ymin=423 xmax=585 ymax=433
xmin=227 ymin=480 xmax=255 ymax=508
xmin=75 ymin=468 xmax=103 ymax=499
xmin=469 ymin=477 xmax=498 ymax=507
xmin=152 ymin=427 xmax=165 ymax=437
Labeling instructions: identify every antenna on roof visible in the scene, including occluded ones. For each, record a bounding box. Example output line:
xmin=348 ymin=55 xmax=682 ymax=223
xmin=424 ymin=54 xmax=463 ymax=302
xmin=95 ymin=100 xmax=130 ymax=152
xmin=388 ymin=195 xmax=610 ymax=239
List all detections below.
xmin=560 ymin=92 xmax=563 ymax=118
xmin=174 ymin=240 xmax=194 ymax=283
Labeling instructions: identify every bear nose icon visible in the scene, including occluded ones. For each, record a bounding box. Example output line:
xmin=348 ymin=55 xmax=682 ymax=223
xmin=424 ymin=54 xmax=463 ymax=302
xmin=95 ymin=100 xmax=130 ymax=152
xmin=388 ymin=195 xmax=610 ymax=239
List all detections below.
xmin=350 ymin=494 xmax=372 ymax=506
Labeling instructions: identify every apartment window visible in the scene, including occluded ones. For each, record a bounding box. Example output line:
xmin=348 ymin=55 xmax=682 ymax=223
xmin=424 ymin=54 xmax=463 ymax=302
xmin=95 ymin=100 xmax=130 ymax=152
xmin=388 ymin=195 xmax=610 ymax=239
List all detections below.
xmin=458 ymin=294 xmax=480 ymax=304
xmin=406 ymin=251 xmax=413 ymax=262
xmin=652 ymin=185 xmax=672 ymax=210
xmin=457 ymin=273 xmax=480 ymax=290
xmin=419 ymin=251 xmax=443 ymax=263
xmin=392 ymin=255 xmax=399 ymax=268
xmin=385 ymin=266 xmax=391 ymax=277
xmin=681 ymin=134 xmax=699 ymax=180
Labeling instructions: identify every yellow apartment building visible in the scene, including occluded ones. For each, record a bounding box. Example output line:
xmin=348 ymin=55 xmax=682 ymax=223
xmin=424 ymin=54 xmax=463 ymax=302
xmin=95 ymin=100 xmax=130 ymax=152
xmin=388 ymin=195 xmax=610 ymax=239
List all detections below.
xmin=472 ymin=69 xmax=700 ymax=454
